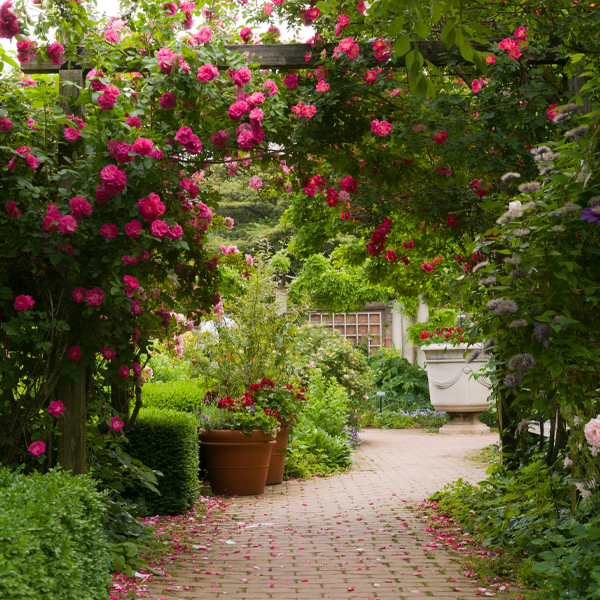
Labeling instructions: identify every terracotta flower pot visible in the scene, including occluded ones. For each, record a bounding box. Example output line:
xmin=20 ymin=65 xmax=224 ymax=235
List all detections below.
xmin=199 ymin=429 xmax=276 ymax=495
xmin=266 ymin=415 xmax=293 ymax=485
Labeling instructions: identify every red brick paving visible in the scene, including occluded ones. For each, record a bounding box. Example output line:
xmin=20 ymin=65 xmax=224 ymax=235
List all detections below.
xmin=144 ymin=429 xmax=521 ymax=600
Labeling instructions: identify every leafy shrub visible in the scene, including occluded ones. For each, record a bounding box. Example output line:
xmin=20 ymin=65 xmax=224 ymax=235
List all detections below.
xmin=290 ymin=324 xmax=373 ymax=426
xmin=142 ymin=379 xmax=207 ymax=413
xmin=145 ymin=350 xmax=193 ymax=383
xmin=369 ymin=349 xmax=431 ymax=411
xmin=127 ymin=408 xmax=199 ymax=515
xmin=361 ymin=408 xmax=448 ymax=429
xmin=302 ymin=370 xmax=349 ymax=437
xmin=0 ymin=467 xmax=111 ymax=600
xmin=287 ymin=426 xmax=352 ymax=474
xmin=406 ymin=308 xmax=459 ymax=346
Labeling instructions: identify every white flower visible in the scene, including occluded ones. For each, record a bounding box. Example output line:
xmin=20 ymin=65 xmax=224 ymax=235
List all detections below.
xmin=564 ymin=456 xmax=573 ymax=467
xmin=508 ymin=200 xmax=522 ymax=217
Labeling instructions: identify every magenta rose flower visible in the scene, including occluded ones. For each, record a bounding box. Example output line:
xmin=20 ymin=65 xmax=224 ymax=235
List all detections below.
xmin=125 ymin=220 xmax=143 ymax=237
xmin=158 ymin=92 xmax=177 ymax=109
xmin=72 ymin=286 xmax=87 ymax=303
xmin=48 ymin=400 xmax=66 ymax=417
xmin=101 ymin=347 xmax=115 ymax=360
xmin=68 ymin=346 xmax=82 ymax=360
xmin=87 ymin=287 xmax=104 ymax=306
xmin=99 ymin=223 xmax=118 ymax=238
xmin=28 ymin=441 xmax=46 ymax=456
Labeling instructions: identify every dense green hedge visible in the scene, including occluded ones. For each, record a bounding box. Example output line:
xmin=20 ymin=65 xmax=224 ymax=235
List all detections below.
xmin=142 ymin=379 xmax=206 ymax=413
xmin=0 ymin=468 xmax=110 ymax=600
xmin=127 ymin=408 xmax=199 ymax=515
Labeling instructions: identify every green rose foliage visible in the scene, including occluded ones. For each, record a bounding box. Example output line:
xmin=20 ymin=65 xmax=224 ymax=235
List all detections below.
xmin=290 ymin=324 xmax=373 ymax=427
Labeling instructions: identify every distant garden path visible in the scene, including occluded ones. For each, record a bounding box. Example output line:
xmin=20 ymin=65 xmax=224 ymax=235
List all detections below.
xmin=141 ymin=430 xmax=524 ymax=600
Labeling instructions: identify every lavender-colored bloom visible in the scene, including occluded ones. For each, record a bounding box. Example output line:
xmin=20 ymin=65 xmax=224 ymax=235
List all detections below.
xmin=483 ymin=338 xmax=496 ymax=350
xmin=523 ymin=201 xmax=538 ymax=210
xmin=519 ymin=182 xmax=541 ymax=193
xmin=562 ymin=103 xmax=583 ymax=114
xmin=541 ymin=152 xmax=561 ymax=162
xmin=466 ymin=349 xmax=481 ymax=364
xmin=504 ymin=256 xmax=522 ymax=265
xmin=580 ymin=206 xmax=600 ymax=225
xmin=538 ymin=165 xmax=554 ymax=176
xmin=565 ymin=125 xmax=589 ymax=139
xmin=501 ymin=172 xmax=520 ymax=182
xmin=589 ymin=196 xmax=600 ymax=207
xmin=563 ymin=202 xmax=581 ymax=212
xmin=479 ymin=276 xmax=496 ymax=287
xmin=531 ymin=146 xmax=551 ymax=156
xmin=514 ymin=228 xmax=530 ymax=237
xmin=504 ymin=372 xmax=524 ymax=388
xmin=533 ymin=322 xmax=551 ymax=348
xmin=496 ymin=214 xmax=513 ymax=225
xmin=552 ymin=315 xmax=570 ymax=331
xmin=472 ymin=260 xmax=489 ymax=273
xmin=517 ymin=420 xmax=531 ymax=433
xmin=554 ymin=112 xmax=570 ymax=124
xmin=487 ymin=299 xmax=502 ymax=310
xmin=509 ymin=318 xmax=527 ymax=328
xmin=552 ymin=225 xmax=565 ymax=233
xmin=548 ymin=209 xmax=564 ymax=217
xmin=508 ymin=353 xmax=535 ymax=371
xmin=495 ymin=299 xmax=518 ymax=315
xmin=510 ymin=268 xmax=527 ymax=279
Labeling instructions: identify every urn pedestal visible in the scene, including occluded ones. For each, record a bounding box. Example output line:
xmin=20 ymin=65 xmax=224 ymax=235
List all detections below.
xmin=423 ymin=344 xmax=492 ymax=435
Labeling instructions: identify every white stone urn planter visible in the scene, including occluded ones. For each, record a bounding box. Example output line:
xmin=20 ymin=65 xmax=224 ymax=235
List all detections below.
xmin=422 ymin=343 xmax=492 ymax=435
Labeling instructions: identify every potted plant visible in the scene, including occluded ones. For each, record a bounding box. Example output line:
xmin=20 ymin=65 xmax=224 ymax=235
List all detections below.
xmin=199 ymin=394 xmax=279 ymax=495
xmin=418 ymin=327 xmax=492 ymax=434
xmin=248 ymin=378 xmax=307 ymax=485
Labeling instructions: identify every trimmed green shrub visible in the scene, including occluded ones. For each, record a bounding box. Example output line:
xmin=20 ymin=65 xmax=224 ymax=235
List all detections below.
xmin=142 ymin=379 xmax=207 ymax=413
xmin=127 ymin=408 xmax=199 ymax=515
xmin=0 ymin=467 xmax=110 ymax=600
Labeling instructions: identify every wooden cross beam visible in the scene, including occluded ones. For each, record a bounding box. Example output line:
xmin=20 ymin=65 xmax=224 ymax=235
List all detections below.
xmin=20 ymin=40 xmax=567 ymax=75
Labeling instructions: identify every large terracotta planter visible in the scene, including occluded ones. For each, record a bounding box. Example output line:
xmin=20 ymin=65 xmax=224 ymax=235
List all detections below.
xmin=422 ymin=343 xmax=492 ymax=435
xmin=199 ymin=429 xmax=276 ymax=495
xmin=266 ymin=415 xmax=293 ymax=485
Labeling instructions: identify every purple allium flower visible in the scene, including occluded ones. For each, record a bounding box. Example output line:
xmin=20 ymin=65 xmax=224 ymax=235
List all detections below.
xmin=466 ymin=349 xmax=481 ymax=364
xmin=533 ymin=322 xmax=551 ymax=347
xmin=580 ymin=206 xmax=600 ymax=225
xmin=479 ymin=276 xmax=496 ymax=287
xmin=565 ymin=125 xmax=589 ymax=139
xmin=495 ymin=299 xmax=518 ymax=315
xmin=501 ymin=172 xmax=520 ymax=182
xmin=519 ymin=182 xmax=541 ymax=193
xmin=504 ymin=256 xmax=522 ymax=265
xmin=504 ymin=372 xmax=523 ymax=388
xmin=509 ymin=318 xmax=528 ymax=328
xmin=508 ymin=353 xmax=535 ymax=371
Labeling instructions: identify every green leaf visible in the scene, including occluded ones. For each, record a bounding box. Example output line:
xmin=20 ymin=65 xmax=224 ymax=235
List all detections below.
xmin=413 ymin=20 xmax=430 ymax=39
xmin=431 ymin=1 xmax=441 ymax=22
xmin=440 ymin=21 xmax=456 ymax=49
xmin=389 ymin=16 xmax=405 ymax=37
xmin=394 ymin=34 xmax=411 ymax=58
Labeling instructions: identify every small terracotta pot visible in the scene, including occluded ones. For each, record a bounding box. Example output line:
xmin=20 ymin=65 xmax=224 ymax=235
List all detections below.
xmin=199 ymin=429 xmax=276 ymax=495
xmin=266 ymin=415 xmax=293 ymax=485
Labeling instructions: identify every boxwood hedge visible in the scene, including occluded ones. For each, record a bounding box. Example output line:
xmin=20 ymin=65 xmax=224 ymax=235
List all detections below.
xmin=142 ymin=379 xmax=207 ymax=413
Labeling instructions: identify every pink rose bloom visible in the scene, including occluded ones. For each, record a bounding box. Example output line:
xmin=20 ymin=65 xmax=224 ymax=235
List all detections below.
xmin=87 ymin=287 xmax=104 ymax=305
xmin=5 ymin=201 xmax=21 ymax=218
xmin=247 ymin=92 xmax=265 ymax=107
xmin=432 ymin=130 xmax=448 ymax=145
xmin=364 ymin=70 xmax=377 ymax=84
xmin=283 ymin=74 xmax=298 ymax=89
xmin=132 ymin=138 xmax=154 ymax=155
xmin=339 ymin=190 xmax=350 ymax=202
xmin=167 ymin=224 xmax=183 ymax=240
xmin=150 ymin=219 xmax=169 ymax=238
xmin=547 ymin=104 xmax=559 ymax=122
xmin=514 ymin=26 xmax=528 ymax=41
xmin=263 ymin=3 xmax=273 ymax=15
xmin=164 ymin=2 xmax=177 ymax=15
xmin=26 ymin=153 xmax=39 ymax=169
xmin=72 ymin=286 xmax=87 ymax=303
xmin=240 ymin=26 xmax=252 ymax=43
xmin=108 ymin=140 xmax=134 ymax=164
xmin=130 ymin=300 xmax=143 ymax=314
xmin=158 ymin=91 xmax=177 ymax=109
xmin=300 ymin=105 xmax=317 ymax=119
xmin=195 ymin=25 xmax=212 ymax=44
xmin=197 ymin=63 xmax=219 ymax=82
xmin=126 ymin=115 xmax=141 ymax=128
xmin=138 ymin=193 xmax=165 ymax=222
xmin=246 ymin=254 xmax=253 ymax=266
xmin=68 ymin=346 xmax=81 ymax=360
xmin=157 ymin=47 xmax=176 ymax=73
xmin=97 ymin=85 xmax=120 ymax=110
xmin=46 ymin=42 xmax=65 ymax=66
xmin=585 ymin=416 xmax=600 ymax=448
xmin=150 ymin=148 xmax=164 ymax=160
xmin=28 ymin=441 xmax=45 ymax=456
xmin=231 ymin=67 xmax=252 ymax=88
xmin=263 ymin=80 xmax=278 ymax=96
xmin=122 ymin=255 xmax=139 ymax=265
xmin=125 ymin=220 xmax=143 ymax=237
xmin=69 ymin=196 xmax=92 ymax=220
xmin=48 ymin=400 xmax=66 ymax=417
xmin=371 ymin=119 xmax=392 ymax=136
xmin=100 ymin=164 xmax=127 ymax=195
xmin=316 ymin=81 xmax=329 ymax=92
xmin=99 ymin=223 xmax=118 ymax=238
xmin=180 ymin=177 xmax=199 ymax=199
xmin=124 ymin=275 xmax=139 ymax=290
xmin=133 ymin=362 xmax=142 ymax=376
xmin=174 ymin=126 xmax=202 ymax=153
xmin=373 ymin=38 xmax=391 ymax=61
xmin=228 ymin=101 xmax=249 ymax=121
xmin=104 ymin=28 xmax=120 ymax=43
xmin=212 ymin=130 xmax=230 ymax=147
xmin=102 ymin=347 xmax=116 ymax=360
xmin=64 ymin=126 xmax=81 ymax=142
xmin=58 ymin=214 xmax=77 ymax=234
xmin=119 ymin=365 xmax=130 ymax=379
xmin=0 ymin=0 xmax=20 ymax=39
xmin=248 ymin=175 xmax=263 ymax=190
xmin=224 ymin=217 xmax=234 ymax=230
xmin=472 ymin=78 xmax=482 ymax=93
xmin=0 ymin=116 xmax=13 ymax=130
xmin=249 ymin=107 xmax=264 ymax=121
xmin=485 ymin=54 xmax=496 ymax=65
xmin=386 ymin=249 xmax=397 ymax=262
xmin=14 ymin=295 xmax=35 ymax=311
xmin=110 ymin=415 xmax=125 ymax=430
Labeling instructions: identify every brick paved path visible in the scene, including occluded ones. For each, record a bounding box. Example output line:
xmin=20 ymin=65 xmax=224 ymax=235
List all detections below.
xmin=146 ymin=429 xmax=514 ymax=600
